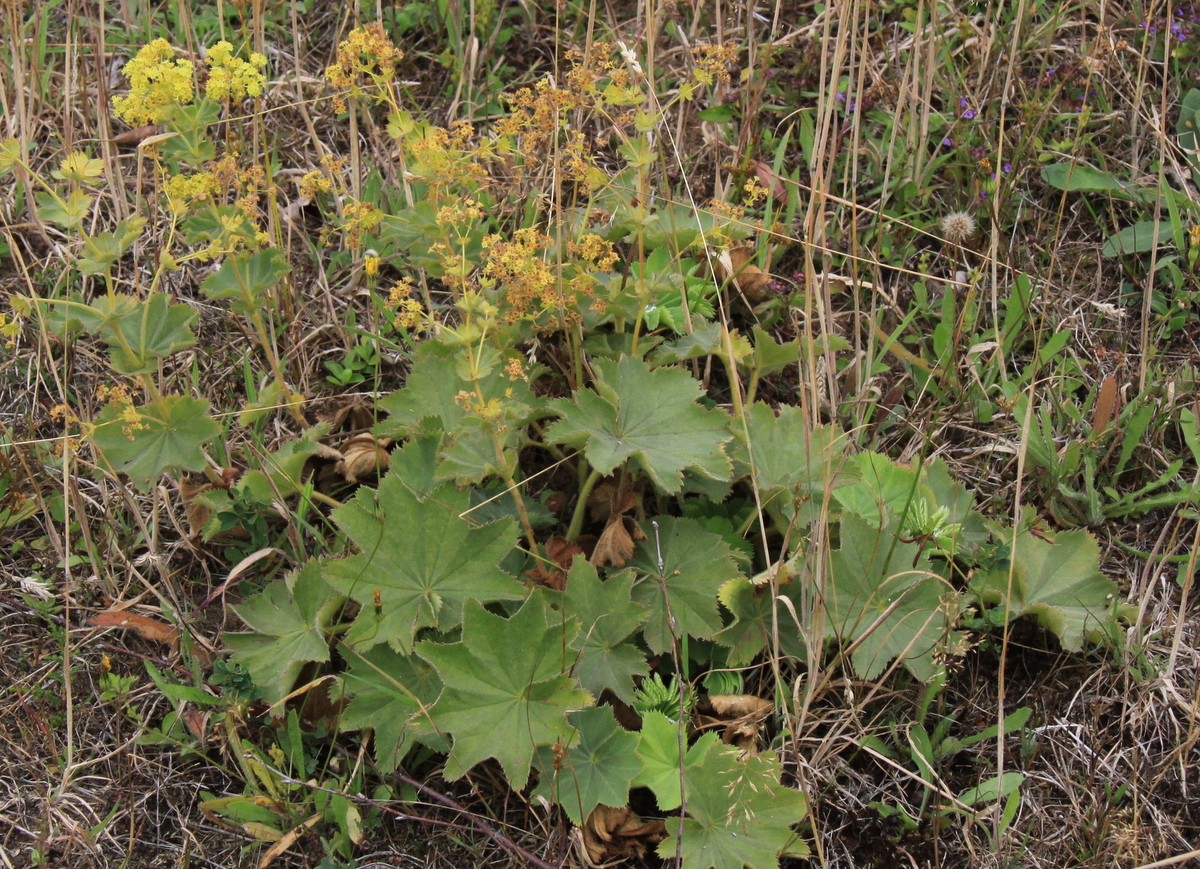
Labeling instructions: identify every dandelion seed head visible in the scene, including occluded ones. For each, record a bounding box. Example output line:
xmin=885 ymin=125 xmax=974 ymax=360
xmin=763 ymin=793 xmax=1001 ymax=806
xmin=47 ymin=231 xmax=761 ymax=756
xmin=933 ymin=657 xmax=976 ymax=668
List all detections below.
xmin=941 ymin=210 xmax=976 ymax=242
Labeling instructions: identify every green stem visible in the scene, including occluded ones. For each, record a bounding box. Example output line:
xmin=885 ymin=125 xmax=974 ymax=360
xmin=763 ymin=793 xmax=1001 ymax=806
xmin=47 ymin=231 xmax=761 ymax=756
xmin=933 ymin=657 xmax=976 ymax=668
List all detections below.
xmin=248 ymin=308 xmax=307 ymax=428
xmin=566 ymin=467 xmax=602 ymax=541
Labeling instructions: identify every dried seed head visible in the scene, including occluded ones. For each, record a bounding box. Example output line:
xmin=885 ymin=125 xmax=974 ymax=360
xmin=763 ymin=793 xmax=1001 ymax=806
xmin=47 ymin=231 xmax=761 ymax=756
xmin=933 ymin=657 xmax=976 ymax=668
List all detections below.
xmin=941 ymin=210 xmax=976 ymax=242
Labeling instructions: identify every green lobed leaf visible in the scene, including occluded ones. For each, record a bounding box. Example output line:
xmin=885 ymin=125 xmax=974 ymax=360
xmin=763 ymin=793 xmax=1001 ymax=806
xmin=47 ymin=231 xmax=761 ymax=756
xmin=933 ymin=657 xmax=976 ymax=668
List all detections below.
xmin=201 ymin=249 xmax=291 ymax=314
xmin=970 ymin=523 xmax=1116 ymax=651
xmin=374 ymin=342 xmax=537 ymax=442
xmin=545 ymin=355 xmax=733 ymax=493
xmin=657 ymin=739 xmax=809 ymax=869
xmin=92 ymin=293 xmax=198 ymax=375
xmin=834 ymin=452 xmax=921 ymax=528
xmin=733 ymin=404 xmax=849 ymax=514
xmin=417 ymin=597 xmax=593 ymax=788
xmin=562 ymin=558 xmax=648 ymax=702
xmin=435 ymin=415 xmax=521 ymax=485
xmin=36 ymin=188 xmax=92 ymax=228
xmin=744 ymin=325 xmax=799 ymax=376
xmin=224 ymin=562 xmax=342 ymax=703
xmin=323 ymin=471 xmax=522 ymax=653
xmin=715 ymin=577 xmax=807 ymax=665
xmin=90 ymin=395 xmax=221 ymax=490
xmin=634 ymin=711 xmax=718 ymax=811
xmin=183 ymin=204 xmax=260 ymax=248
xmin=826 ymin=514 xmax=961 ymax=681
xmin=77 ymin=216 xmax=147 ymax=276
xmin=338 ymin=645 xmax=445 ymax=771
xmin=532 ymin=705 xmax=642 ymax=823
xmin=628 ymin=517 xmax=742 ymax=654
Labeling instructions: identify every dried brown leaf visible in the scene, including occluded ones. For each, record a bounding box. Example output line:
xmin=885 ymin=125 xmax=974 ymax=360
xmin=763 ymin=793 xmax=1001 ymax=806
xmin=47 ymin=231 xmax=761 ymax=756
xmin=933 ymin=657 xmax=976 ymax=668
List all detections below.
xmin=752 ymin=160 xmax=788 ymax=203
xmin=590 ymin=516 xmax=645 ymax=568
xmin=528 ymin=536 xmax=584 ymax=590
xmin=581 ymin=805 xmax=666 ymax=864
xmin=714 ymin=247 xmax=772 ymax=303
xmin=709 ymin=694 xmax=774 ymax=719
xmin=179 ymin=477 xmax=213 ymax=537
xmin=112 ymin=125 xmax=160 ymax=147
xmin=335 ymin=434 xmax=391 ymax=484
xmin=1092 ymin=373 xmax=1118 ymax=436
xmin=89 ymin=610 xmax=179 ymax=647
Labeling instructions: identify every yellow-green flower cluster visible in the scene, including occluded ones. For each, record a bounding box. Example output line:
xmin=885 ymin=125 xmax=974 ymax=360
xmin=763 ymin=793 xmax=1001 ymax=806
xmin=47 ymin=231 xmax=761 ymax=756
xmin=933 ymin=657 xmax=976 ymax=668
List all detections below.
xmin=324 ymin=22 xmax=403 ymax=111
xmin=0 ymin=311 xmax=20 ymax=349
xmin=205 ymin=41 xmax=268 ymax=103
xmin=112 ymin=39 xmax=195 ymax=127
xmin=163 ymin=171 xmax=218 ymax=214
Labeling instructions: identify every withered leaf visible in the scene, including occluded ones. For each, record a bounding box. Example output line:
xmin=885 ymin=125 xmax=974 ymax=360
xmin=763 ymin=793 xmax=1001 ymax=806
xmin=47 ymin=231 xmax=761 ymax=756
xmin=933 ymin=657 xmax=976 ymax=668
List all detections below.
xmin=714 ymin=247 xmax=773 ymax=303
xmin=590 ymin=516 xmax=645 ymax=569
xmin=1091 ymin=373 xmax=1118 ymax=436
xmin=112 ymin=125 xmax=160 ymax=148
xmin=708 ymin=694 xmax=774 ymax=719
xmin=335 ymin=434 xmax=392 ymax=484
xmin=317 ymin=399 xmax=377 ymax=433
xmin=179 ymin=477 xmax=213 ymax=537
xmin=752 ymin=160 xmax=788 ymax=203
xmin=581 ymin=805 xmax=666 ymax=864
xmin=527 ymin=536 xmax=584 ymax=590
xmin=89 ymin=610 xmax=180 ymax=647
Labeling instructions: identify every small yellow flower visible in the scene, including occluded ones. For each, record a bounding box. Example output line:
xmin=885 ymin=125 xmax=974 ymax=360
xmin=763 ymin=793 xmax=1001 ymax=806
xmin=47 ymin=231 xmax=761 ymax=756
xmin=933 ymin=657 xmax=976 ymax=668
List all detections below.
xmin=112 ymin=39 xmax=195 ymax=126
xmin=364 ymin=255 xmax=381 ymax=276
xmin=205 ymin=40 xmax=268 ymax=103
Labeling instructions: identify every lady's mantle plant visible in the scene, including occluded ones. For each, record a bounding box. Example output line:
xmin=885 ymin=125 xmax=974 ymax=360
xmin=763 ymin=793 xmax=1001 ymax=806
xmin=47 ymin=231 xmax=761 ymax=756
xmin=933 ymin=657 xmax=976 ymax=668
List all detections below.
xmin=4 ymin=28 xmax=1133 ymax=869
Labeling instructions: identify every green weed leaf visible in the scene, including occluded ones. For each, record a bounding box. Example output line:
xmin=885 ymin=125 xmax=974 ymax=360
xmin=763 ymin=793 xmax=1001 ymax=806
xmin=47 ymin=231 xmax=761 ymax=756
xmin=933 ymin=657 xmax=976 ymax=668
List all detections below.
xmin=77 ymin=216 xmax=147 ymax=276
xmin=546 ymin=356 xmax=732 ymax=492
xmin=375 ymin=343 xmax=536 ymax=441
xmin=634 ymin=711 xmax=718 ymax=811
xmin=970 ymin=524 xmax=1116 ymax=650
xmin=658 ymin=738 xmax=809 ymax=869
xmin=827 ymin=514 xmax=960 ymax=681
xmin=416 ymin=597 xmax=592 ymax=787
xmin=1102 ymin=220 xmax=1174 ymax=256
xmin=734 ymin=404 xmax=848 ymax=511
xmin=36 ymin=189 xmax=92 ymax=228
xmin=224 ymin=563 xmax=342 ymax=703
xmin=533 ymin=705 xmax=642 ymax=823
xmin=628 ymin=517 xmax=741 ymax=653
xmin=91 ymin=395 xmax=221 ymax=490
xmin=92 ymin=293 xmax=198 ymax=375
xmin=201 ymin=249 xmax=291 ymax=313
xmin=563 ymin=558 xmax=648 ymax=702
xmin=324 ymin=471 xmax=522 ymax=653
xmin=339 ymin=645 xmax=445 ymax=771
xmin=834 ymin=453 xmax=920 ymax=527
